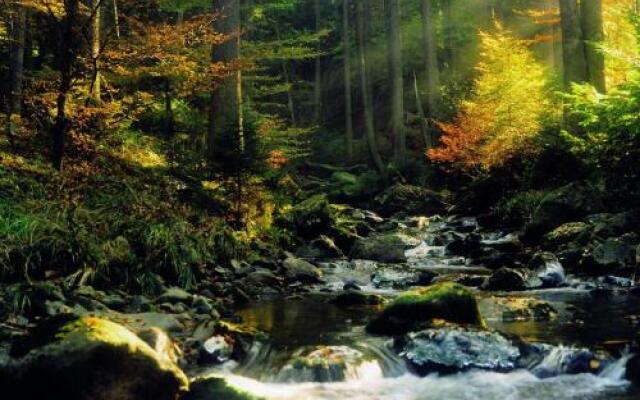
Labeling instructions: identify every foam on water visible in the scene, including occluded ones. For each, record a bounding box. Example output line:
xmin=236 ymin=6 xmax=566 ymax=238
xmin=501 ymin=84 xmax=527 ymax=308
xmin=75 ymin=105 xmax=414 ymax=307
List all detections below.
xmin=218 ymin=365 xmax=631 ymax=400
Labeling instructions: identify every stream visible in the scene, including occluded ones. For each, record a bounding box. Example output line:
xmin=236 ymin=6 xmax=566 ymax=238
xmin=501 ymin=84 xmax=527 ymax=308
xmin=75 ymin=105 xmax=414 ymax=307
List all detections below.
xmin=197 ymin=216 xmax=640 ymax=399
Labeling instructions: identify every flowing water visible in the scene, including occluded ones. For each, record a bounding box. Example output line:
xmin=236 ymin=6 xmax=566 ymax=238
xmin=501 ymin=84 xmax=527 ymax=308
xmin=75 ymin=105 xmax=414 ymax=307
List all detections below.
xmin=199 ymin=217 xmax=640 ymax=399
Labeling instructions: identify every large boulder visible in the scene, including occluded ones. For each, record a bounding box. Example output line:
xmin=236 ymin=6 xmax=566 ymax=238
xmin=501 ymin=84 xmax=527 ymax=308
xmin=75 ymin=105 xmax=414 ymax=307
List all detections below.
xmin=349 ymin=233 xmax=420 ymax=263
xmin=1 ymin=317 xmax=188 ymax=400
xmin=543 ymin=222 xmax=591 ymax=249
xmin=289 ymin=194 xmax=335 ymax=239
xmin=525 ymin=181 xmax=605 ymax=241
xmin=366 ymin=282 xmax=484 ymax=335
xmin=580 ymin=238 xmax=637 ymax=274
xmin=397 ymin=327 xmax=520 ymax=375
xmin=374 ymin=184 xmax=447 ymax=217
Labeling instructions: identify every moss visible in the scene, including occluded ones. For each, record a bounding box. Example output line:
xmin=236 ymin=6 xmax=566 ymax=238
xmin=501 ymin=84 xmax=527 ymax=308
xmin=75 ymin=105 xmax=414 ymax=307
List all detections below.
xmin=367 ymin=282 xmax=484 ymax=335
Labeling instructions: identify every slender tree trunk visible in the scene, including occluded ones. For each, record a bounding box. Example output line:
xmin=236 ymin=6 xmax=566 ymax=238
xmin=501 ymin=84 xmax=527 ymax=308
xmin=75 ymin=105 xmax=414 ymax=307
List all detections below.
xmin=343 ymin=0 xmax=354 ymax=161
xmin=413 ymin=72 xmax=432 ymax=150
xmin=420 ymin=0 xmax=440 ymax=117
xmin=9 ymin=4 xmax=26 ymax=117
xmin=112 ymin=0 xmax=120 ymax=38
xmin=89 ymin=0 xmax=101 ymax=103
xmin=275 ymin=22 xmax=296 ymax=126
xmin=313 ymin=0 xmax=322 ymax=124
xmin=356 ymin=0 xmax=386 ymax=181
xmin=387 ymin=0 xmax=405 ymax=166
xmin=559 ymin=0 xmax=588 ymax=89
xmin=581 ymin=0 xmax=606 ymax=93
xmin=209 ymin=0 xmax=242 ymax=158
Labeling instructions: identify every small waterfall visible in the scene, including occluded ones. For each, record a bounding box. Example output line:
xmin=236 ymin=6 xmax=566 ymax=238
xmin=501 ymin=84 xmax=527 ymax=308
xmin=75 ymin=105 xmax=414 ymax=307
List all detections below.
xmin=598 ymin=351 xmax=633 ymax=380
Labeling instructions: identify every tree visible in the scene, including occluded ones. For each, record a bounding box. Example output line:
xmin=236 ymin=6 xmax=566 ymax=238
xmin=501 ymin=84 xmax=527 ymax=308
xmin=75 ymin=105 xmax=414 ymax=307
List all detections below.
xmin=313 ymin=0 xmax=322 ymax=124
xmin=88 ymin=0 xmax=101 ymax=103
xmin=342 ymin=0 xmax=354 ymax=160
xmin=386 ymin=0 xmax=405 ymax=166
xmin=420 ymin=0 xmax=440 ymax=120
xmin=209 ymin=0 xmax=242 ymax=159
xmin=429 ymin=25 xmax=552 ymax=170
xmin=559 ymin=0 xmax=588 ymax=89
xmin=8 ymin=1 xmax=26 ymax=117
xmin=356 ymin=0 xmax=386 ymax=180
xmin=581 ymin=0 xmax=606 ymax=93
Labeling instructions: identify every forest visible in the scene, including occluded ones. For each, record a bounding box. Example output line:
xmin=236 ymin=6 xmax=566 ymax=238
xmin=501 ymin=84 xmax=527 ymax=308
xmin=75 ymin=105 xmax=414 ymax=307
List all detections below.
xmin=1 ymin=0 xmax=640 ymax=399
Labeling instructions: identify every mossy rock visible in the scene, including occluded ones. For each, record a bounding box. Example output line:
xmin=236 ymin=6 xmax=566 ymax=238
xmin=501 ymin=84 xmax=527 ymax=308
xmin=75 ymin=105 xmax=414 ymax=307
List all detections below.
xmin=2 ymin=316 xmax=188 ymax=400
xmin=349 ymin=233 xmax=420 ymax=263
xmin=374 ymin=184 xmax=447 ymax=217
xmin=184 ymin=375 xmax=264 ymax=400
xmin=366 ymin=282 xmax=484 ymax=335
xmin=290 ymin=194 xmax=335 ymax=239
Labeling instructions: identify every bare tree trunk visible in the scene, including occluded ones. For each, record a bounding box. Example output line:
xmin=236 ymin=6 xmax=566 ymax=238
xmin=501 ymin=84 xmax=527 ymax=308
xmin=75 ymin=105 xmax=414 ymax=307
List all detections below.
xmin=559 ymin=0 xmax=588 ymax=89
xmin=343 ymin=0 xmax=354 ymax=161
xmin=208 ymin=0 xmax=242 ymax=158
xmin=387 ymin=0 xmax=405 ymax=166
xmin=413 ymin=72 xmax=432 ymax=150
xmin=112 ymin=0 xmax=120 ymax=38
xmin=420 ymin=0 xmax=440 ymax=117
xmin=313 ymin=0 xmax=322 ymax=124
xmin=356 ymin=0 xmax=386 ymax=181
xmin=89 ymin=0 xmax=101 ymax=103
xmin=581 ymin=0 xmax=606 ymax=93
xmin=9 ymin=4 xmax=26 ymax=117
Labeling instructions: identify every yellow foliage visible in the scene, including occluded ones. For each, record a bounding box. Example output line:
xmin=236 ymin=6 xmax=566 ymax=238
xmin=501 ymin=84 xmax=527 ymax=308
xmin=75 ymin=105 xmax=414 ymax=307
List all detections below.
xmin=603 ymin=0 xmax=639 ymax=88
xmin=430 ymin=24 xmax=553 ymax=170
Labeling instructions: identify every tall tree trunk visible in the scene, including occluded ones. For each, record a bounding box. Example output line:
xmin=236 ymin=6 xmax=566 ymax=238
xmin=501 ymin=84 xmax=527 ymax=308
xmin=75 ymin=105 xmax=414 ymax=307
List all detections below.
xmin=209 ymin=0 xmax=242 ymax=158
xmin=356 ymin=0 xmax=386 ymax=181
xmin=51 ymin=0 xmax=80 ymax=171
xmin=9 ymin=3 xmax=26 ymax=117
xmin=420 ymin=0 xmax=440 ymax=117
xmin=313 ymin=0 xmax=322 ymax=124
xmin=413 ymin=72 xmax=432 ymax=150
xmin=581 ymin=0 xmax=606 ymax=93
xmin=89 ymin=0 xmax=101 ymax=103
xmin=387 ymin=0 xmax=405 ymax=166
xmin=342 ymin=0 xmax=354 ymax=161
xmin=559 ymin=0 xmax=588 ymax=89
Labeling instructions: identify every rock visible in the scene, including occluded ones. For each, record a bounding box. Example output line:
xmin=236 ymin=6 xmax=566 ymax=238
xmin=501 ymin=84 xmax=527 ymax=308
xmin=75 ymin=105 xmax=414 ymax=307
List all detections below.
xmin=626 ymin=355 xmax=640 ymax=386
xmin=157 ymin=287 xmax=193 ymax=305
xmin=283 ymin=255 xmax=323 ymax=284
xmin=245 ymin=269 xmax=282 ymax=288
xmin=192 ymin=296 xmax=215 ymax=315
xmin=398 ymin=327 xmax=520 ymax=375
xmin=528 ymin=252 xmax=566 ymax=288
xmin=529 ymin=346 xmax=604 ymax=378
xmin=343 ymin=281 xmax=361 ymax=291
xmin=295 ymin=236 xmax=345 ymax=260
xmin=121 ymin=312 xmax=185 ymax=333
xmin=374 ymin=184 xmax=447 ymax=217
xmin=290 ymin=194 xmax=335 ymax=239
xmin=589 ymin=210 xmax=640 ymax=238
xmin=525 ymin=181 xmax=605 ymax=241
xmin=581 ymin=238 xmax=637 ymax=274
xmin=277 ymin=346 xmax=381 ymax=383
xmin=470 ymin=249 xmax=525 ymax=270
xmin=543 ymin=222 xmax=591 ymax=249
xmin=198 ymin=336 xmax=234 ymax=365
xmin=183 ymin=375 xmax=264 ymax=400
xmin=332 ymin=290 xmax=385 ymax=307
xmin=366 ymin=282 xmax=484 ymax=335
xmin=350 ymin=233 xmax=420 ymax=263
xmin=481 ymin=268 xmax=527 ymax=291
xmin=483 ymin=297 xmax=558 ymax=322
xmin=445 ymin=233 xmax=482 ymax=257
xmin=371 ymin=269 xmax=437 ymax=289
xmin=1 ymin=317 xmax=188 ymax=400
xmin=481 ymin=233 xmax=523 ymax=254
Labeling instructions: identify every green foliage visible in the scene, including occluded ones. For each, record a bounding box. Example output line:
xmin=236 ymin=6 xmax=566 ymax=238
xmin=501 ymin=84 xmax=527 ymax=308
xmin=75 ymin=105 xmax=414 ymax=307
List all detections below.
xmin=495 ymin=190 xmax=547 ymax=226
